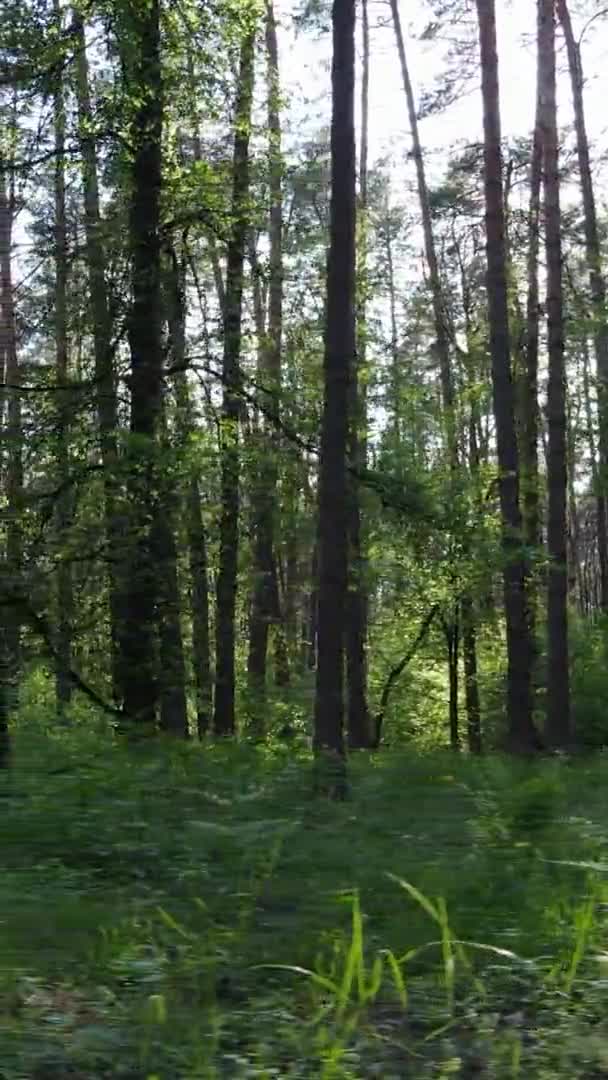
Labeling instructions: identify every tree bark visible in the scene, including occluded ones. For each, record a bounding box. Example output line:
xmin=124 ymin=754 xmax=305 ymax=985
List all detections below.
xmin=461 ymin=596 xmax=481 ymax=753
xmin=389 ymin=0 xmax=456 ymax=460
xmin=53 ymin=25 xmax=73 ymax=718
xmin=522 ymin=75 xmax=542 ymax=610
xmin=167 ymin=251 xmax=212 ymax=738
xmin=313 ymin=0 xmax=356 ymax=795
xmin=474 ymin=0 xmax=538 ymax=751
xmin=121 ymin=0 xmax=164 ymax=726
xmin=0 ymin=143 xmax=20 ymax=760
xmin=213 ymin=28 xmax=255 ymax=736
xmin=539 ymin=0 xmax=570 ymax=747
xmin=346 ymin=0 xmax=372 ymax=748
xmin=73 ymin=8 xmax=125 ymax=705
xmin=247 ymin=2 xmax=284 ymax=735
xmin=557 ymin=0 xmax=608 ymax=612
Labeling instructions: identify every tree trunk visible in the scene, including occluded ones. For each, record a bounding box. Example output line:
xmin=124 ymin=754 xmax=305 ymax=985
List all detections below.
xmin=474 ymin=0 xmax=538 ymax=752
xmin=444 ymin=615 xmax=460 ymax=751
xmin=166 ymin=250 xmax=212 ymax=738
xmin=247 ymin=2 xmax=284 ymax=735
xmin=346 ymin=0 xmax=372 ymax=748
xmin=389 ymin=0 xmax=455 ymax=460
xmin=461 ymin=596 xmax=481 ymax=753
xmin=522 ymin=75 xmax=542 ymax=630
xmin=0 ymin=148 xmax=20 ymax=761
xmin=313 ymin=0 xmax=356 ymax=796
xmin=539 ymin=0 xmax=570 ymax=747
xmin=53 ymin=29 xmax=73 ymax=718
xmin=73 ymin=9 xmax=125 ymax=705
xmin=557 ymin=0 xmax=608 ymax=612
xmin=213 ymin=29 xmax=255 ymax=736
xmin=121 ymin=0 xmax=164 ymax=727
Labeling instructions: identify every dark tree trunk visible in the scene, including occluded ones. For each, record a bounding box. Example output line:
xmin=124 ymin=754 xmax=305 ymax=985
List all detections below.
xmin=474 ymin=0 xmax=538 ymax=751
xmin=346 ymin=0 xmax=372 ymax=749
xmin=0 ymin=141 xmax=22 ymax=751
xmin=246 ymin=1 xmax=284 ymax=735
xmin=522 ymin=75 xmax=542 ymax=636
xmin=540 ymin=0 xmax=570 ymax=747
xmin=444 ymin=615 xmax=460 ymax=751
xmin=557 ymin=0 xmax=608 ymax=612
xmin=121 ymin=0 xmax=164 ymax=726
xmin=53 ymin=33 xmax=73 ymax=718
xmin=74 ymin=9 xmax=125 ymax=705
xmin=313 ymin=0 xmax=356 ymax=795
xmin=461 ymin=596 xmax=481 ymax=754
xmin=213 ymin=29 xmax=255 ymax=736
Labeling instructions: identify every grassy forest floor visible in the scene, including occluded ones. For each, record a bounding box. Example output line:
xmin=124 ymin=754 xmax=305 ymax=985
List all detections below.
xmin=3 ymin=723 xmax=608 ymax=1078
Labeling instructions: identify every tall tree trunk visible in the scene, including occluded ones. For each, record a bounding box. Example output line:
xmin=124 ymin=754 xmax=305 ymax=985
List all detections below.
xmin=474 ymin=0 xmax=538 ymax=751
xmin=121 ymin=0 xmax=164 ymax=726
xmin=581 ymin=333 xmax=605 ymax=610
xmin=313 ymin=0 xmax=356 ymax=796
xmin=346 ymin=0 xmax=372 ymax=748
xmin=247 ymin=2 xmax=284 ymax=734
xmin=166 ymin=249 xmax=212 ymax=738
xmin=0 ymin=149 xmax=20 ymax=762
xmin=53 ymin=28 xmax=73 ymax=718
xmin=389 ymin=0 xmax=455 ymax=460
xmin=540 ymin=0 xmax=570 ymax=747
xmin=73 ymin=9 xmax=125 ymax=705
xmin=213 ymin=29 xmax=255 ymax=736
xmin=557 ymin=0 xmax=608 ymax=612
xmin=522 ymin=75 xmax=542 ymax=630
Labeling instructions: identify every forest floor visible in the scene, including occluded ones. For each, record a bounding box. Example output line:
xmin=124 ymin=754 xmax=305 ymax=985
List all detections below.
xmin=2 ymin=727 xmax=608 ymax=1079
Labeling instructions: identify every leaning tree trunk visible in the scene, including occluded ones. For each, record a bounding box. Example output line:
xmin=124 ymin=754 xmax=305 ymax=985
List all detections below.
xmin=121 ymin=0 xmax=165 ymax=727
xmin=539 ymin=0 xmax=570 ymax=747
xmin=74 ymin=9 xmax=125 ymax=705
xmin=389 ymin=0 xmax=456 ymax=461
xmin=346 ymin=0 xmax=373 ymax=748
xmin=557 ymin=0 xmax=608 ymax=613
xmin=474 ymin=0 xmax=538 ymax=752
xmin=213 ymin=28 xmax=255 ymax=736
xmin=313 ymin=0 xmax=356 ymax=795
xmin=53 ymin=36 xmax=74 ymax=718
xmin=247 ymin=0 xmax=284 ymax=735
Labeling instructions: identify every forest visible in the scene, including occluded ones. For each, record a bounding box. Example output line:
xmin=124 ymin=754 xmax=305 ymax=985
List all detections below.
xmin=2 ymin=0 xmax=608 ymax=1075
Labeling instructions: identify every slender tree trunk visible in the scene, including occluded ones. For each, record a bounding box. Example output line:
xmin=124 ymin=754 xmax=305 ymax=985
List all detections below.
xmin=121 ymin=0 xmax=164 ymax=726
xmin=0 ymin=150 xmax=20 ymax=762
xmin=247 ymin=2 xmax=284 ymax=734
xmin=539 ymin=0 xmax=570 ymax=747
xmin=461 ymin=596 xmax=481 ymax=753
xmin=346 ymin=0 xmax=372 ymax=748
xmin=557 ymin=0 xmax=608 ymax=612
xmin=474 ymin=0 xmax=538 ymax=751
xmin=444 ymin=615 xmax=460 ymax=751
xmin=313 ymin=0 xmax=356 ymax=795
xmin=154 ymin=422 xmax=188 ymax=737
xmin=0 ymin=132 xmax=21 ymax=743
xmin=166 ymin=251 xmax=212 ymax=738
xmin=73 ymin=10 xmax=125 ymax=704
xmin=213 ymin=29 xmax=256 ymax=736
xmin=53 ymin=32 xmax=73 ymax=718
xmin=522 ymin=75 xmax=542 ymax=627
xmin=389 ymin=0 xmax=455 ymax=458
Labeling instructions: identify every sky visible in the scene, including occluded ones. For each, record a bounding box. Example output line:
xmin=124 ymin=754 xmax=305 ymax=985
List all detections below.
xmin=276 ymin=0 xmax=608 ymax=199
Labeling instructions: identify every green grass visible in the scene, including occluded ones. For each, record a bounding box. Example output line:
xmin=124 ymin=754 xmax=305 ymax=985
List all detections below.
xmin=2 ymin=728 xmax=608 ymax=1078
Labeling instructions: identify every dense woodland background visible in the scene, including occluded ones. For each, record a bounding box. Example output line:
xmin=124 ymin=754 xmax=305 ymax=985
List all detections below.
xmin=6 ymin=2 xmax=608 ymax=1075
xmin=1 ymin=0 xmax=608 ymax=761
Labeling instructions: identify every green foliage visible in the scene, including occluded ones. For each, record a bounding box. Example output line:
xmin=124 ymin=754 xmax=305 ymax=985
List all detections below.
xmin=3 ymin=720 xmax=608 ymax=1077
